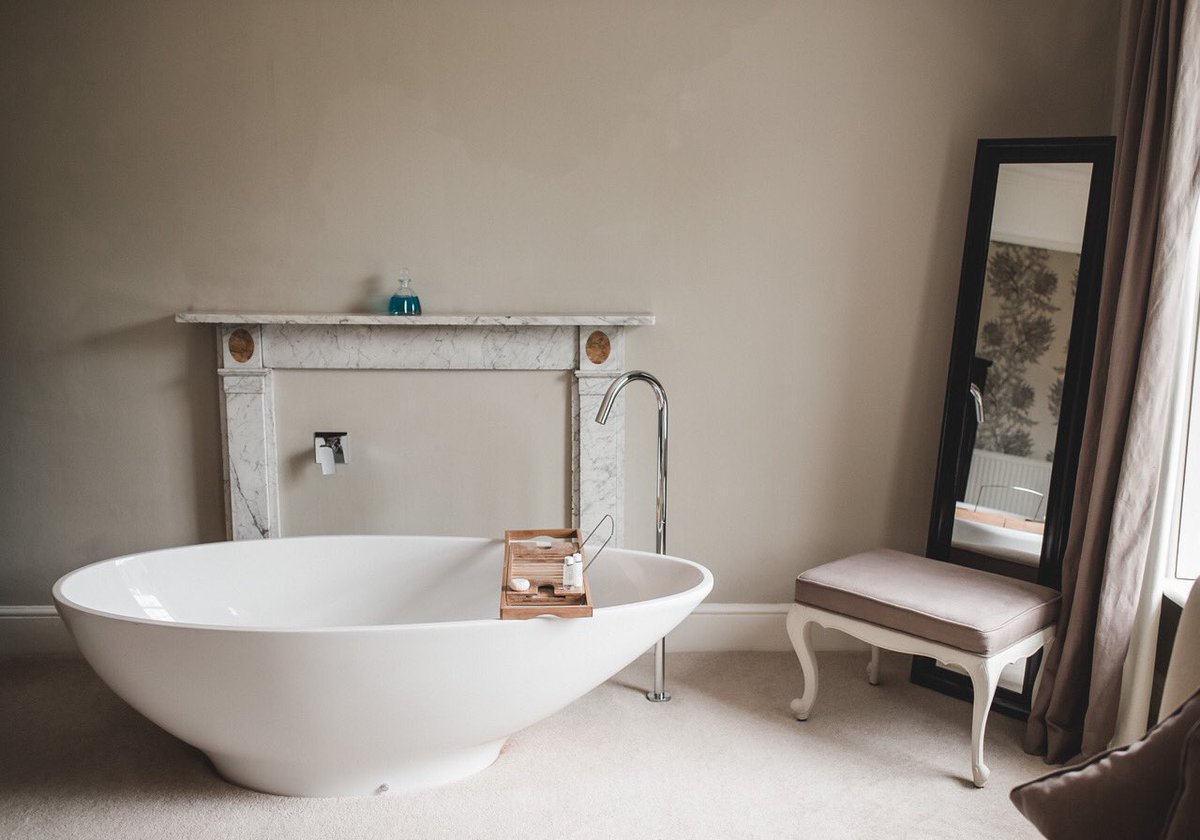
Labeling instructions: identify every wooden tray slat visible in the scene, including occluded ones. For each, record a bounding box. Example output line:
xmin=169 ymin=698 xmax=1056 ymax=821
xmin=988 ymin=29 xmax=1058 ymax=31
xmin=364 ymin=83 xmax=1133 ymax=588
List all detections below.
xmin=500 ymin=528 xmax=593 ymax=620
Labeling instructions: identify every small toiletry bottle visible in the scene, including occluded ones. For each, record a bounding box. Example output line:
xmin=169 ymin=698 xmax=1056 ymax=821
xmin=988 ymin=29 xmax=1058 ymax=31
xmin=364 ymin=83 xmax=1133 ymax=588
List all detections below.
xmin=562 ymin=554 xmax=575 ymax=590
xmin=389 ymin=269 xmax=422 ymax=315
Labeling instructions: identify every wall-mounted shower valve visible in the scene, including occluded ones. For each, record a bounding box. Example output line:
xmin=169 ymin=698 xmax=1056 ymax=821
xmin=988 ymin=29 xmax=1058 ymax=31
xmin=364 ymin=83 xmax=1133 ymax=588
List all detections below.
xmin=314 ymin=432 xmax=349 ymax=475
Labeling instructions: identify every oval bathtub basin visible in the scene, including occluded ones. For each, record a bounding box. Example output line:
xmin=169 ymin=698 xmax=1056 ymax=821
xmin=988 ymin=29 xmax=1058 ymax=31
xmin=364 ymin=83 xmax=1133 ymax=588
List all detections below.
xmin=52 ymin=536 xmax=713 ymax=797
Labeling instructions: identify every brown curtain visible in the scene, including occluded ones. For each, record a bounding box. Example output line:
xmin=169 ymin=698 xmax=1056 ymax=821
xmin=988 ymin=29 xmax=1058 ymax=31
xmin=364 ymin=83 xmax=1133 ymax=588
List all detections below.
xmin=1025 ymin=0 xmax=1198 ymax=763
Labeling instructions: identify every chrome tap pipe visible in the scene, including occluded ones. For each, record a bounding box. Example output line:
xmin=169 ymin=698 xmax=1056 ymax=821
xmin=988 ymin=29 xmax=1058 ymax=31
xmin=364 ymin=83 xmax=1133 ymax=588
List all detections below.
xmin=596 ymin=370 xmax=671 ymax=702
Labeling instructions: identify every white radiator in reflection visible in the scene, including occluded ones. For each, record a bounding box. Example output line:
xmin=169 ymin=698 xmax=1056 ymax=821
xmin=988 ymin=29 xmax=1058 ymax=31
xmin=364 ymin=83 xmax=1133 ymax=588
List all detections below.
xmin=964 ymin=449 xmax=1053 ymax=518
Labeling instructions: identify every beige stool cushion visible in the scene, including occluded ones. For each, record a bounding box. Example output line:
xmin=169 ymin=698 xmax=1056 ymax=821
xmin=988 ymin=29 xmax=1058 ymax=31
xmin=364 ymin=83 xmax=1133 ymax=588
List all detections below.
xmin=794 ymin=549 xmax=1060 ymax=655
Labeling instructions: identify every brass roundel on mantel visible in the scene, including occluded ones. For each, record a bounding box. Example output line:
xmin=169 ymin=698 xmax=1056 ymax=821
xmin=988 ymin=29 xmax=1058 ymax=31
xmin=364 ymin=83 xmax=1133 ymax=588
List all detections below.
xmin=585 ymin=330 xmax=611 ymax=365
xmin=228 ymin=328 xmax=255 ymax=364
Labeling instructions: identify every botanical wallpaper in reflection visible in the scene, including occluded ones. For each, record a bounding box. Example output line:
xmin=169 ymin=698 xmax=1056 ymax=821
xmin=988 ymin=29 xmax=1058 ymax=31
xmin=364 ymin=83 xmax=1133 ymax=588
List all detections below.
xmin=975 ymin=242 xmax=1078 ymax=460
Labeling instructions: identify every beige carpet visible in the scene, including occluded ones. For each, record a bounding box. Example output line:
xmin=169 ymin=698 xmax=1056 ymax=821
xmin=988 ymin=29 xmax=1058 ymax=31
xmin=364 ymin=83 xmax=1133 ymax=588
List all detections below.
xmin=0 ymin=651 xmax=1048 ymax=839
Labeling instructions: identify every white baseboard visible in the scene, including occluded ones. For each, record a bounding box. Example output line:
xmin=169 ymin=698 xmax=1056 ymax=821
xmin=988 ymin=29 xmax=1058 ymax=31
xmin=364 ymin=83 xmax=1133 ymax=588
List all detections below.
xmin=667 ymin=603 xmax=868 ymax=653
xmin=0 ymin=602 xmax=863 ymax=657
xmin=0 ymin=606 xmax=76 ymax=656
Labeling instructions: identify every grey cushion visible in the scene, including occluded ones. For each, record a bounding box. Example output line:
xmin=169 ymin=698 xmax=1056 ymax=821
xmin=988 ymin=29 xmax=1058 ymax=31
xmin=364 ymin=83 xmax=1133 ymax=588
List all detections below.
xmin=1010 ymin=686 xmax=1200 ymax=840
xmin=794 ymin=549 xmax=1060 ymax=655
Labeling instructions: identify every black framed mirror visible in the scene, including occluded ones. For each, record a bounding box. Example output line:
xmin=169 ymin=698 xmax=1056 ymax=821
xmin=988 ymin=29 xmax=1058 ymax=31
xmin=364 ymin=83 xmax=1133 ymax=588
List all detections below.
xmin=912 ymin=137 xmax=1115 ymax=718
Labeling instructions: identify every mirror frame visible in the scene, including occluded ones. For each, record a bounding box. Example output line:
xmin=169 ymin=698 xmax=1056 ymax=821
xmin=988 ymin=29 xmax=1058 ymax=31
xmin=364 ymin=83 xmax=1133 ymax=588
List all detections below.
xmin=912 ymin=136 xmax=1115 ymax=718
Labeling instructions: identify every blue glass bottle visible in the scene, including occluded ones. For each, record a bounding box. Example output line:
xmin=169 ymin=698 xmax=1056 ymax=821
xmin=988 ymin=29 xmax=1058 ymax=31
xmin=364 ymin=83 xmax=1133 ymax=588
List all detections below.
xmin=389 ymin=271 xmax=422 ymax=316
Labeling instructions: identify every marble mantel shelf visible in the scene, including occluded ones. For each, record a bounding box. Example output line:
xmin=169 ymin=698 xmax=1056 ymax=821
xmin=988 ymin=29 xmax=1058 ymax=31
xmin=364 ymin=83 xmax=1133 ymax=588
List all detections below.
xmin=176 ymin=312 xmax=655 ymax=326
xmin=183 ymin=309 xmax=650 ymax=545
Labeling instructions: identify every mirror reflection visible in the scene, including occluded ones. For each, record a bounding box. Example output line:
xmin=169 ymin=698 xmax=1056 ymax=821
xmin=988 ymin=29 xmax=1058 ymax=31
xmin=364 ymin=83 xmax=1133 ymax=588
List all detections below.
xmin=951 ymin=162 xmax=1094 ymax=573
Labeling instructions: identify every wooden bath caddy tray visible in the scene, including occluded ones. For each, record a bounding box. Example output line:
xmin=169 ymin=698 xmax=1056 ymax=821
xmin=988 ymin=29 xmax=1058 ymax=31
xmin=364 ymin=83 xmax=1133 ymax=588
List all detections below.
xmin=500 ymin=528 xmax=593 ymax=620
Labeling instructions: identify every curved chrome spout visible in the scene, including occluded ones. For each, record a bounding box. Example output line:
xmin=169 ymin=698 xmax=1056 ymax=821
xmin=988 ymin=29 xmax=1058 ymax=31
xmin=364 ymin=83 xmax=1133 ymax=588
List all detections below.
xmin=597 ymin=371 xmax=668 ymax=553
xmin=596 ymin=370 xmax=671 ymax=702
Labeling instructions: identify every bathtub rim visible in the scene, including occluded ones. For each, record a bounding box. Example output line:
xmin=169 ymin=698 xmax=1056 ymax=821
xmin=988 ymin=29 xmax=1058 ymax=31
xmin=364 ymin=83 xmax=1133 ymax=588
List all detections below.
xmin=51 ymin=534 xmax=714 ymax=635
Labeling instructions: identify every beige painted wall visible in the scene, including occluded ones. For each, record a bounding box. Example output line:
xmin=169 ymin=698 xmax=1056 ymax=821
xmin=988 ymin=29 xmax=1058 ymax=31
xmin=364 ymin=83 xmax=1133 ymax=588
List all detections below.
xmin=278 ymin=370 xmax=572 ymax=537
xmin=0 ymin=0 xmax=1120 ymax=605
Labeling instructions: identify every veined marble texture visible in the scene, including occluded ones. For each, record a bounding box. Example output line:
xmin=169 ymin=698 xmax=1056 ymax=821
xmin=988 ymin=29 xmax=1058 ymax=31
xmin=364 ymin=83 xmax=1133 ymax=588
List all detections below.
xmin=178 ymin=312 xmax=654 ymax=327
xmin=220 ymin=370 xmax=280 ymax=540
xmin=577 ymin=374 xmax=626 ymax=547
xmin=188 ymin=315 xmax=644 ymax=546
xmin=262 ymin=324 xmax=579 ymax=371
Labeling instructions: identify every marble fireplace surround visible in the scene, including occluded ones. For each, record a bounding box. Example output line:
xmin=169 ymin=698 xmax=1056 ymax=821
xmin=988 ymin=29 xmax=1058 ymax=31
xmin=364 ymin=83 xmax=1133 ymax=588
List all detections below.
xmin=176 ymin=312 xmax=655 ymax=545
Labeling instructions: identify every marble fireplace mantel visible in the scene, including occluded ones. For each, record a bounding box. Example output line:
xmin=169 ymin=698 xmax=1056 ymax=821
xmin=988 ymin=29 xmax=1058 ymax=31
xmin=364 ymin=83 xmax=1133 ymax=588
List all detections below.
xmin=177 ymin=311 xmax=654 ymax=544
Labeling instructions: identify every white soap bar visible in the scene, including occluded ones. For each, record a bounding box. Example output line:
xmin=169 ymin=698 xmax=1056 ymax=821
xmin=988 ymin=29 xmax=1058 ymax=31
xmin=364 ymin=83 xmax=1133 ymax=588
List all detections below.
xmin=509 ymin=577 xmax=531 ymax=592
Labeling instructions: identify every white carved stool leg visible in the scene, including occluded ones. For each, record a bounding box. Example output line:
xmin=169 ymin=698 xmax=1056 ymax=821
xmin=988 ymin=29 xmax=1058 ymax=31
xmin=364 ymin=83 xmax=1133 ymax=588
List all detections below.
xmin=867 ymin=646 xmax=881 ymax=686
xmin=787 ymin=606 xmax=819 ymax=721
xmin=968 ymin=656 xmax=1003 ymax=788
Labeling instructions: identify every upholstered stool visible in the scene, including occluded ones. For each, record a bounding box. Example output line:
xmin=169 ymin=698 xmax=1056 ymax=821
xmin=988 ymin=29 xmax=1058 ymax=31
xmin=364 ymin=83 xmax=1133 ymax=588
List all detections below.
xmin=788 ymin=549 xmax=1060 ymax=787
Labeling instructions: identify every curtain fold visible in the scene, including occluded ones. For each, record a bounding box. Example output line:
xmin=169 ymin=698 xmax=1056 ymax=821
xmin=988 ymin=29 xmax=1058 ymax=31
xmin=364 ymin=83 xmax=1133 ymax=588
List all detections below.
xmin=1025 ymin=0 xmax=1198 ymax=763
xmin=1116 ymin=0 xmax=1200 ymax=741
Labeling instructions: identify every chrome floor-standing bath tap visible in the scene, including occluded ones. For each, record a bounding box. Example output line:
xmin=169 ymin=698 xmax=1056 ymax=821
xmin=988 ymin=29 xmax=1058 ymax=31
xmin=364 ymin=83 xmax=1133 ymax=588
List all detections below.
xmin=596 ymin=370 xmax=671 ymax=702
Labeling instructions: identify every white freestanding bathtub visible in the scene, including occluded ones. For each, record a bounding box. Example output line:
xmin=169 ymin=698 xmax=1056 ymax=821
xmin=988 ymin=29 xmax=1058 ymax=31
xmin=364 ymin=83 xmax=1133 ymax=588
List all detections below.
xmin=52 ymin=535 xmax=712 ymax=797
